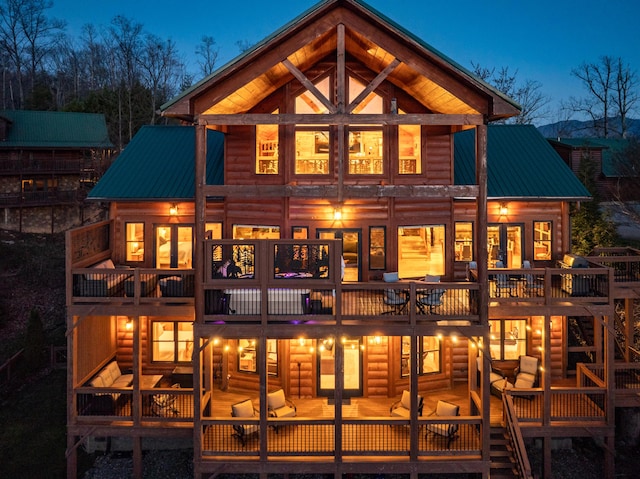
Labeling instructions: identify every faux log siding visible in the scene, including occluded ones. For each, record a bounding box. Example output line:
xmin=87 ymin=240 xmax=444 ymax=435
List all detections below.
xmin=116 ymin=316 xmax=150 ymax=373
xmin=364 ymin=337 xmax=389 ymax=397
xmin=225 ymin=198 xmax=285 ymax=223
xmin=425 ymin=128 xmax=453 ymax=185
xmin=530 ymin=315 xmax=564 ymax=379
xmin=76 ymin=315 xmax=116 ymax=383
xmin=289 ymin=343 xmax=315 ymax=398
xmin=451 ymin=338 xmax=471 ymax=382
xmin=394 ymin=198 xmax=452 ymax=221
xmin=225 ymin=126 xmax=259 ymax=185
xmin=289 ymin=198 xmax=390 ymax=223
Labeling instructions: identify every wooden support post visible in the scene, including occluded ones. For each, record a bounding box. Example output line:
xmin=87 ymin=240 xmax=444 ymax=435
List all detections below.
xmin=543 ymin=436 xmax=552 ymax=479
xmin=132 ymin=436 xmax=142 ymax=478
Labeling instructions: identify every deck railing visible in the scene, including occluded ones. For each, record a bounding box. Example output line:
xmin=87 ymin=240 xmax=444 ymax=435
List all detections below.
xmin=74 ymin=387 xmax=195 ymax=422
xmin=587 ymin=247 xmax=640 ymax=283
xmin=200 ymin=416 xmax=481 ymax=458
xmin=470 ymin=266 xmax=611 ymax=304
xmin=507 ymin=387 xmax=607 ymax=424
xmin=579 ymin=362 xmax=640 ymax=406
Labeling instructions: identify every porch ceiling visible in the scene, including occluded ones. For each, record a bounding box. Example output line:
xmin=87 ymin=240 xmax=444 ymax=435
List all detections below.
xmin=203 ymin=26 xmax=480 ymax=116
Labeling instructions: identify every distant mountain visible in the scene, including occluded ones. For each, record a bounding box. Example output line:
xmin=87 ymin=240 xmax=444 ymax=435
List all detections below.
xmin=537 ymin=117 xmax=640 ymax=139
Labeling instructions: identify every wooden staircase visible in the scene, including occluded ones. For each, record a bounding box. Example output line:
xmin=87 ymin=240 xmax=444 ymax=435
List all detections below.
xmin=490 ymin=425 xmax=520 ymax=478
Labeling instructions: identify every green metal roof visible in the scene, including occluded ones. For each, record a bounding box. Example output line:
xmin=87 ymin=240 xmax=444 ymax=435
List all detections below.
xmin=161 ymin=0 xmax=519 ymax=115
xmin=0 ymin=110 xmax=113 ymax=148
xmin=549 ymin=137 xmax=629 ymax=177
xmin=88 ymin=126 xmax=224 ymax=201
xmin=455 ymin=125 xmax=591 ymax=200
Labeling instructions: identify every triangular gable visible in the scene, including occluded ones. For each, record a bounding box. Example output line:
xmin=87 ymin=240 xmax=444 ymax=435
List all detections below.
xmin=162 ymin=0 xmax=519 ymax=121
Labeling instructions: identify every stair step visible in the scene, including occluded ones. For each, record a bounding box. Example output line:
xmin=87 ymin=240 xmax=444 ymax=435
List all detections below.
xmin=491 ymin=450 xmax=514 ymax=457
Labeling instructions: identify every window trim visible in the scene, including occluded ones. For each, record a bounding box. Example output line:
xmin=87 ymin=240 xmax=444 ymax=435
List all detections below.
xmin=150 ymin=320 xmax=194 ymax=364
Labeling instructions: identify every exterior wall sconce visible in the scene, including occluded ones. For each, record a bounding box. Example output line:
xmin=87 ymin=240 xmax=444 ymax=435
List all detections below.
xmin=125 ymin=318 xmax=133 ymax=330
xmin=169 ymin=203 xmax=179 ymax=216
xmin=499 ymin=203 xmax=508 ymax=216
xmin=333 ymin=207 xmax=342 ymax=221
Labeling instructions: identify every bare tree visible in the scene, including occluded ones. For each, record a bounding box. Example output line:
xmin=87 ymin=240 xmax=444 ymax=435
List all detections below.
xmin=139 ymin=34 xmax=183 ymax=123
xmin=18 ymin=0 xmax=65 ymax=102
xmin=0 ymin=0 xmax=28 ymax=107
xmin=570 ymin=56 xmax=615 ymax=137
xmin=105 ymin=15 xmax=143 ymax=147
xmin=195 ymin=35 xmax=219 ymax=78
xmin=471 ymin=62 xmax=550 ymax=125
xmin=613 ymin=58 xmax=639 ymax=138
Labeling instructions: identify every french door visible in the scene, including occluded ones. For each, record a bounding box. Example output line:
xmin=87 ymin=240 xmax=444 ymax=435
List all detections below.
xmin=488 ymin=224 xmax=524 ymax=268
xmin=317 ymin=337 xmax=363 ymax=399
xmin=317 ymin=229 xmax=361 ymax=281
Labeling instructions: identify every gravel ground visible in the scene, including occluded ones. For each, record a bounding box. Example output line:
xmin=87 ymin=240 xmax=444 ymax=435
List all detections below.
xmin=82 ymin=439 xmax=640 ymax=478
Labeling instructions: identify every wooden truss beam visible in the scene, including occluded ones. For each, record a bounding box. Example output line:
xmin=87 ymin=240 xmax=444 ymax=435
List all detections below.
xmin=198 ymin=113 xmax=483 ymax=126
xmin=203 ymin=184 xmax=478 ymax=199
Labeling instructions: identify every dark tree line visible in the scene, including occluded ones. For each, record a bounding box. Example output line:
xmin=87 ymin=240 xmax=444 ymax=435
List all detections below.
xmin=0 ymin=0 xmax=229 ymax=150
xmin=1 ymin=0 xmax=638 ymax=151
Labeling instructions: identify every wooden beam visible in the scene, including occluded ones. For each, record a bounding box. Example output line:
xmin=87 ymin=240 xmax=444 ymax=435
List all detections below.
xmin=203 ymin=184 xmax=479 ymax=199
xmin=347 ymin=58 xmax=400 ymax=113
xmin=198 ymin=113 xmax=483 ymax=126
xmin=282 ymin=58 xmax=337 ymax=114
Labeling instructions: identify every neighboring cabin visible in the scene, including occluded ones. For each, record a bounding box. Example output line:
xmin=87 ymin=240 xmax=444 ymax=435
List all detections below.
xmin=0 ymin=110 xmax=114 ymax=233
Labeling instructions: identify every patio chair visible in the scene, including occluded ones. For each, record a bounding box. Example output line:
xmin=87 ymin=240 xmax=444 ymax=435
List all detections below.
xmin=150 ymin=383 xmax=181 ymax=417
xmin=390 ymin=389 xmax=424 ymax=418
xmin=523 ymin=260 xmax=544 ymax=297
xmin=491 ymin=355 xmax=539 ymax=397
xmin=494 ymin=261 xmax=515 ymax=297
xmin=231 ymin=398 xmax=260 ymax=446
xmin=267 ymin=389 xmax=296 ymax=431
xmin=382 ymin=272 xmax=408 ymax=314
xmin=417 ymin=288 xmax=446 ymax=314
xmin=425 ymin=400 xmax=460 ymax=448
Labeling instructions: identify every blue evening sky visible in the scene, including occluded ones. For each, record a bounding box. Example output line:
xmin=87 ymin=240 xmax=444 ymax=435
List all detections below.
xmin=51 ymin=0 xmax=640 ymax=122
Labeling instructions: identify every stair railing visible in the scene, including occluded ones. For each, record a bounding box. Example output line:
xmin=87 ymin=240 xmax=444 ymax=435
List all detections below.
xmin=502 ymin=392 xmax=534 ymax=479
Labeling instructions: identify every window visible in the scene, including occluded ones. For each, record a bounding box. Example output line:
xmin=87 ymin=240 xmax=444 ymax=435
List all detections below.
xmin=533 ymin=221 xmax=552 ymax=261
xmin=125 ymin=222 xmax=144 ymax=262
xmin=398 ymin=124 xmax=422 ymax=174
xmin=237 ymin=339 xmax=278 ymax=375
xmin=151 ymin=321 xmax=193 ymax=363
xmin=348 ymin=76 xmax=383 ymax=175
xmin=348 ymin=129 xmax=383 ymax=174
xmin=238 ymin=339 xmax=257 ymax=373
xmin=205 ymin=222 xmax=222 ymax=239
xmin=398 ymin=225 xmax=445 ymax=278
xmin=295 ymin=129 xmax=330 ymax=174
xmin=295 ymin=77 xmax=331 ymax=175
xmin=489 ymin=319 xmax=527 ymax=360
xmin=369 ymin=226 xmax=386 ymax=270
xmin=401 ymin=336 xmax=441 ymax=376
xmin=232 ymin=224 xmax=280 ymax=239
xmin=455 ymin=222 xmax=473 ymax=262
xmin=256 ymin=113 xmax=279 ymax=174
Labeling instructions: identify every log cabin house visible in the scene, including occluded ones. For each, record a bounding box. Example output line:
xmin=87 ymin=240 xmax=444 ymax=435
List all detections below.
xmin=0 ymin=110 xmax=113 ymax=233
xmin=65 ymin=1 xmax=640 ymax=478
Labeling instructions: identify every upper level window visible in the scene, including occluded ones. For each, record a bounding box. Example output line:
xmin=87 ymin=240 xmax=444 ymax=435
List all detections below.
xmin=256 ymin=113 xmax=279 ymax=174
xmin=533 ymin=221 xmax=552 ymax=261
xmin=348 ymin=129 xmax=383 ymax=174
xmin=155 ymin=225 xmax=193 ymax=269
xmin=398 ymin=225 xmax=445 ymax=278
xmin=398 ymin=124 xmax=422 ymax=174
xmin=125 ymin=222 xmax=144 ymax=262
xmin=295 ymin=129 xmax=330 ymax=174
